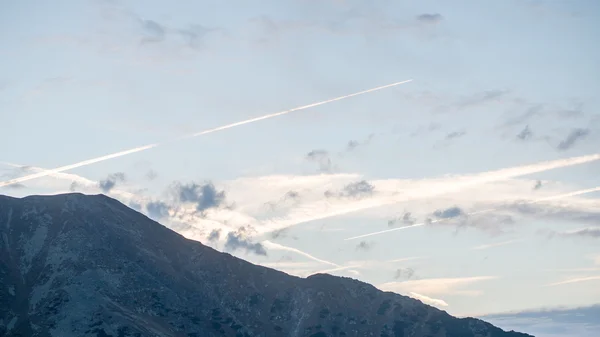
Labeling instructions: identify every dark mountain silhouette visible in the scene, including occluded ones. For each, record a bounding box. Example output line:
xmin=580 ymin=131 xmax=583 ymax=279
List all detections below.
xmin=0 ymin=193 xmax=533 ymax=337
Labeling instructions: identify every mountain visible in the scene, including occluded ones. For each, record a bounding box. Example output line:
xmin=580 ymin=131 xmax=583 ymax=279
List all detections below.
xmin=0 ymin=193 xmax=533 ymax=337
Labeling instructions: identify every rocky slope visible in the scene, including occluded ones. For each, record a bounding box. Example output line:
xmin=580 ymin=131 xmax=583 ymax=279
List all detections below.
xmin=0 ymin=193 xmax=533 ymax=337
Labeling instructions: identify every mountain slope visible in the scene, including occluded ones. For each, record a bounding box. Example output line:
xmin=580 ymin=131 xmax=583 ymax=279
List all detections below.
xmin=0 ymin=193 xmax=533 ymax=337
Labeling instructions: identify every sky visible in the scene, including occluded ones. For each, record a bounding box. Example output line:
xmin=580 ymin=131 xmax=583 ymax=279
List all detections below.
xmin=1 ymin=0 xmax=599 ymax=335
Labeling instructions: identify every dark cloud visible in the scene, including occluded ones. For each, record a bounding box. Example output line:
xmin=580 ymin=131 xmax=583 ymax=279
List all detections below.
xmin=224 ymin=231 xmax=267 ymax=256
xmin=356 ymin=241 xmax=373 ymax=251
xmin=146 ymin=201 xmax=170 ymax=220
xmin=140 ymin=19 xmax=166 ymax=43
xmin=98 ymin=172 xmax=126 ymax=193
xmin=285 ymin=190 xmax=300 ymax=200
xmin=3 ymin=182 xmax=26 ymax=189
xmin=556 ymin=128 xmax=589 ymax=151
xmin=341 ymin=180 xmax=375 ymax=198
xmin=433 ymin=206 xmax=464 ymax=219
xmin=394 ymin=268 xmax=415 ymax=280
xmin=516 ymin=125 xmax=533 ymax=140
xmin=533 ymin=180 xmax=542 ymax=190
xmin=174 ymin=181 xmax=226 ymax=212
xmin=306 ymin=149 xmax=333 ymax=172
xmin=445 ymin=131 xmax=466 ymax=140
xmin=416 ymin=13 xmax=443 ymax=24
xmin=208 ymin=229 xmax=221 ymax=242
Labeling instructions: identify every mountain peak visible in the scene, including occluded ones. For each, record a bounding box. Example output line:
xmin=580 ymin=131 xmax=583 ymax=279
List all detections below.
xmin=0 ymin=193 xmax=533 ymax=337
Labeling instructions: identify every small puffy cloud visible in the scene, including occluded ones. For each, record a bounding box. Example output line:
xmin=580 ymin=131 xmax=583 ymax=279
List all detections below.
xmin=388 ymin=212 xmax=416 ymax=227
xmin=517 ymin=125 xmax=533 ymax=141
xmin=98 ymin=172 xmax=126 ymax=193
xmin=146 ymin=200 xmax=170 ymax=220
xmin=207 ymin=229 xmax=221 ymax=241
xmin=356 ymin=241 xmax=373 ymax=251
xmin=341 ymin=180 xmax=375 ymax=198
xmin=557 ymin=128 xmax=590 ymax=151
xmin=224 ymin=230 xmax=267 ymax=256
xmin=173 ymin=181 xmax=226 ymax=212
xmin=416 ymin=13 xmax=443 ymax=24
xmin=433 ymin=206 xmax=464 ymax=219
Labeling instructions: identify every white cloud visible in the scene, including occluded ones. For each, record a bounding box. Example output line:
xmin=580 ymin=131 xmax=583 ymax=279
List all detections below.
xmin=379 ymin=276 xmax=497 ymax=296
xmin=408 ymin=292 xmax=449 ymax=307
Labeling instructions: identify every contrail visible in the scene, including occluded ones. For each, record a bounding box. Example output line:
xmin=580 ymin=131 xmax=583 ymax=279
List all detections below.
xmin=344 ymin=185 xmax=600 ymax=241
xmin=0 ymin=161 xmax=142 ymax=201
xmin=262 ymin=153 xmax=600 ymax=233
xmin=0 ymin=80 xmax=412 ymax=188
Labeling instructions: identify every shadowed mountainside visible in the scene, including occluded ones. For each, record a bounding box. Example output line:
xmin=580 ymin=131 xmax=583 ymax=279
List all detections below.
xmin=0 ymin=193 xmax=533 ymax=337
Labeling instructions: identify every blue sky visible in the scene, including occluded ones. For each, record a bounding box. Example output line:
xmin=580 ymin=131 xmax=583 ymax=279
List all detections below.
xmin=1 ymin=0 xmax=599 ymax=335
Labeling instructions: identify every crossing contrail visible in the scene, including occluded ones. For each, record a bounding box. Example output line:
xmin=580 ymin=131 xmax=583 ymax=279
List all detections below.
xmin=0 ymin=79 xmax=412 ymax=188
xmin=343 ymin=185 xmax=600 ymax=241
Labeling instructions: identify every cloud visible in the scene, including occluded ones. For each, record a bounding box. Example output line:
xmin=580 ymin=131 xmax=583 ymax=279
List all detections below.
xmin=416 ymin=13 xmax=443 ymax=24
xmin=547 ymin=227 xmax=600 ymax=239
xmin=98 ymin=172 xmax=126 ymax=193
xmin=445 ymin=131 xmax=466 ymax=140
xmin=516 ymin=125 xmax=533 ymax=141
xmin=340 ymin=180 xmax=375 ymax=198
xmin=0 ymin=80 xmax=411 ymax=189
xmin=140 ymin=19 xmax=166 ymax=43
xmin=557 ymin=128 xmax=590 ymax=151
xmin=262 ymin=240 xmax=339 ymax=268
xmin=145 ymin=169 xmax=157 ymax=181
xmin=388 ymin=212 xmax=416 ymax=227
xmin=408 ymin=292 xmax=448 ymax=307
xmin=482 ymin=304 xmax=600 ymax=337
xmin=355 ymin=240 xmax=373 ymax=251
xmin=306 ymin=149 xmax=334 ymax=172
xmin=178 ymin=24 xmax=213 ymax=48
xmin=129 ymin=201 xmax=142 ymax=211
xmin=173 ymin=181 xmax=226 ymax=212
xmin=224 ymin=230 xmax=267 ymax=256
xmin=379 ymin=276 xmax=497 ymax=296
xmin=146 ymin=200 xmax=170 ymax=220
xmin=457 ymin=89 xmax=510 ymax=108
xmin=207 ymin=229 xmax=221 ymax=242
xmin=545 ymin=275 xmax=600 ymax=287
xmin=433 ymin=206 xmax=464 ymax=219
xmin=394 ymin=268 xmax=415 ymax=280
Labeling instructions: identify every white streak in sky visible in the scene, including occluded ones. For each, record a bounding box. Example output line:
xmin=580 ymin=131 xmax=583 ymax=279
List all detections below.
xmin=344 ymin=184 xmax=600 ymax=241
xmin=261 ymin=240 xmax=339 ymax=268
xmin=0 ymin=80 xmax=412 ymax=188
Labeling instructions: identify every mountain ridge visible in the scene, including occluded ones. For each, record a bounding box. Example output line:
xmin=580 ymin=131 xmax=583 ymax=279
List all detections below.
xmin=0 ymin=193 xmax=533 ymax=337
